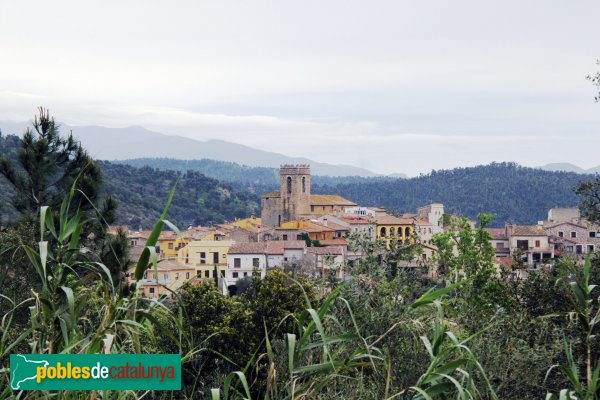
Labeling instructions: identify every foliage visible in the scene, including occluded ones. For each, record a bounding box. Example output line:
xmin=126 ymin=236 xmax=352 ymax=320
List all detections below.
xmin=587 ymin=60 xmax=600 ymax=102
xmin=0 ymin=108 xmax=105 ymax=221
xmin=546 ymin=257 xmax=600 ymax=399
xmin=574 ymin=176 xmax=600 ymax=224
xmin=0 ymin=181 xmax=187 ymax=399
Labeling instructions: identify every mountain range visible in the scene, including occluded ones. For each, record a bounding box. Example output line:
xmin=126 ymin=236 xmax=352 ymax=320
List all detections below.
xmin=0 ymin=121 xmax=387 ymax=177
xmin=539 ymin=163 xmax=600 ymax=174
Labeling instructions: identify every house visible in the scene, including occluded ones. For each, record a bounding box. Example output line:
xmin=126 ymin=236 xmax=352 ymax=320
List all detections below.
xmin=225 ymin=240 xmax=307 ymax=287
xmin=306 ymin=246 xmax=346 ymax=280
xmin=485 ymin=227 xmax=510 ymax=258
xmin=506 ymin=225 xmax=554 ymax=268
xmin=416 ymin=203 xmax=445 ymax=232
xmin=177 ymin=240 xmax=235 ymax=281
xmin=544 ymin=221 xmax=600 ymax=258
xmin=135 ymin=260 xmax=196 ymax=299
xmin=374 ymin=213 xmax=415 ymax=249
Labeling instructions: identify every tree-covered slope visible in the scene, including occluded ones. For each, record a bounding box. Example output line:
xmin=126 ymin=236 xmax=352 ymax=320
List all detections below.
xmin=0 ymin=133 xmax=260 ymax=228
xmin=312 ymin=162 xmax=593 ymax=226
xmin=2 ymin=133 xmax=594 ymax=228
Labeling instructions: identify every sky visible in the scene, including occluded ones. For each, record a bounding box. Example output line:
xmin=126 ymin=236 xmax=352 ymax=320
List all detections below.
xmin=1 ymin=0 xmax=599 ymax=176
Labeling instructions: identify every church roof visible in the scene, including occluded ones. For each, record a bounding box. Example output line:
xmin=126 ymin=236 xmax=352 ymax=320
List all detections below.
xmin=262 ymin=191 xmax=280 ymax=198
xmin=310 ymin=195 xmax=357 ymax=206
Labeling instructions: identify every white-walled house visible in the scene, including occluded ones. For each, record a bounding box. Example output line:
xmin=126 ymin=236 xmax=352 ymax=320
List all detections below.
xmin=225 ymin=241 xmax=307 ymax=286
xmin=506 ymin=225 xmax=554 ymax=268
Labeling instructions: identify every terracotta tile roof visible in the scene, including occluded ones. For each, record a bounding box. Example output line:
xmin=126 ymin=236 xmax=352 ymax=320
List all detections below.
xmin=414 ymin=218 xmax=432 ymax=225
xmin=338 ymin=215 xmax=372 ymax=224
xmin=510 ymin=225 xmax=547 ymax=236
xmin=544 ymin=221 xmax=587 ymax=230
xmin=494 ymin=257 xmax=513 ymax=268
xmin=375 ymin=214 xmax=414 ymax=225
xmin=128 ymin=231 xmax=151 ymax=239
xmin=229 ymin=242 xmax=266 ymax=254
xmin=486 ymin=228 xmax=507 ymax=240
xmin=229 ymin=240 xmax=306 ymax=255
xmin=308 ymin=246 xmax=344 ymax=255
xmin=262 ymin=191 xmax=280 ymax=198
xmin=318 ymin=238 xmax=348 ymax=246
xmin=310 ymin=195 xmax=357 ymax=206
xmin=314 ymin=221 xmax=349 ymax=231
xmin=303 ymin=224 xmax=335 ymax=233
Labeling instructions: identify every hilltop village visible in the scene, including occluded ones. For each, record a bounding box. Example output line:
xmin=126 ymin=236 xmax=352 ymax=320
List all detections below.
xmin=118 ymin=165 xmax=600 ymax=298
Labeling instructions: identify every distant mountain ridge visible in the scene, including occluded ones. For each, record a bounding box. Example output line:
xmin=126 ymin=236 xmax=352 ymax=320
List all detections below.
xmin=539 ymin=162 xmax=600 ymax=174
xmin=0 ymin=121 xmax=387 ymax=177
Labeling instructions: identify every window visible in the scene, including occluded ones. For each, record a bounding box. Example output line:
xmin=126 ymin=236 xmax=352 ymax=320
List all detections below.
xmin=163 ymin=273 xmax=168 ymax=280
xmin=234 ymin=258 xmax=241 ymax=268
xmin=204 ymin=270 xmax=209 ymax=278
xmin=149 ymin=288 xmax=155 ymax=294
xmin=535 ymin=240 xmax=541 ymax=248
xmin=590 ymin=232 xmax=596 ymax=238
xmin=587 ymin=245 xmax=594 ymax=253
xmin=168 ymin=243 xmax=173 ymax=250
xmin=558 ymin=231 xmax=564 ymax=238
xmin=283 ymin=234 xmax=288 ymax=240
xmin=144 ymin=271 xmax=148 ymax=279
xmin=200 ymin=252 xmax=206 ymax=264
xmin=516 ymin=240 xmax=529 ymax=250
xmin=185 ymin=272 xmax=190 ymax=279
xmin=233 ymin=272 xmax=238 ymax=278
xmin=221 ymin=270 xmax=225 ymax=277
xmin=311 ymin=206 xmax=315 ymax=212
xmin=297 ymin=234 xmax=303 ymax=240
xmin=252 ymin=258 xmax=260 ymax=268
xmin=380 ymin=227 xmax=387 ymax=237
xmin=243 ymin=272 xmax=248 ymax=277
xmin=405 ymin=227 xmax=410 ymax=237
xmin=302 ymin=176 xmax=306 ymax=193
xmin=566 ymin=245 xmax=574 ymax=253
xmin=571 ymin=231 xmax=577 ymax=238
xmin=287 ymin=176 xmax=292 ymax=193
xmin=576 ymin=245 xmax=583 ymax=254
xmin=390 ymin=227 xmax=395 ymax=236
xmin=175 ymin=272 xmax=179 ymax=279
xmin=197 ymin=271 xmax=202 ymax=278
xmin=213 ymin=252 xmax=219 ymax=263
xmin=496 ymin=242 xmax=505 ymax=249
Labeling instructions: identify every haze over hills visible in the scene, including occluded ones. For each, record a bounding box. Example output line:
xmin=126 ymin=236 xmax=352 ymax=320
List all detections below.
xmin=539 ymin=163 xmax=600 ymax=174
xmin=0 ymin=121 xmax=388 ymax=177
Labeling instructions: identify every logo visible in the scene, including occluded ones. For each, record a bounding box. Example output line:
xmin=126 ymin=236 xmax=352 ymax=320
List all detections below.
xmin=10 ymin=354 xmax=181 ymax=391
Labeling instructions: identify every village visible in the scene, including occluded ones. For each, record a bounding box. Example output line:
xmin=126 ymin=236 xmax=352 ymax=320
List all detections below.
xmin=116 ymin=165 xmax=600 ymax=298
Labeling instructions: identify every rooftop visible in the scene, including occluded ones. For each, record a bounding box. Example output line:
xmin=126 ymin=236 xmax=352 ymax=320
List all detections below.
xmin=310 ymin=195 xmax=357 ymax=206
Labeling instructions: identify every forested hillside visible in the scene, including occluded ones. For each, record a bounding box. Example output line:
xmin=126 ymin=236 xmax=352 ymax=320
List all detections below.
xmin=117 ymin=157 xmax=398 ymax=188
xmin=0 ymin=134 xmax=260 ymax=228
xmin=2 ymin=134 xmax=593 ymax=228
xmin=312 ymin=162 xmax=592 ymax=226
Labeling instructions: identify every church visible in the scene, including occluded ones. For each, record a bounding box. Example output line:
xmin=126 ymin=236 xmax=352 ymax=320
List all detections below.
xmin=261 ymin=165 xmax=357 ymax=227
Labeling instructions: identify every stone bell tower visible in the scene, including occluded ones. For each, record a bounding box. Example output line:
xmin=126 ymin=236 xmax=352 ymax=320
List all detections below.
xmin=279 ymin=164 xmax=311 ymax=223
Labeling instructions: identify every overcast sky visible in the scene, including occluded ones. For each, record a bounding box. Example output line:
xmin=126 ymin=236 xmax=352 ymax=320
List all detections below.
xmin=1 ymin=1 xmax=599 ymax=175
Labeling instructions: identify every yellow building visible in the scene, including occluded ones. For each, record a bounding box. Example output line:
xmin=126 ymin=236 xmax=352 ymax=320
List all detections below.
xmin=135 ymin=261 xmax=196 ymax=299
xmin=177 ymin=240 xmax=235 ymax=280
xmin=158 ymin=231 xmax=189 ymax=259
xmin=375 ymin=214 xmax=415 ymax=248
